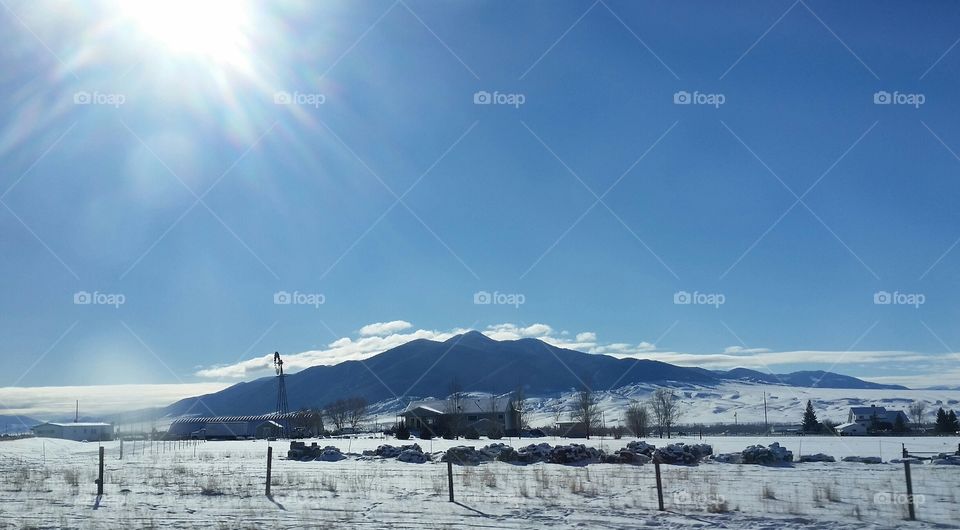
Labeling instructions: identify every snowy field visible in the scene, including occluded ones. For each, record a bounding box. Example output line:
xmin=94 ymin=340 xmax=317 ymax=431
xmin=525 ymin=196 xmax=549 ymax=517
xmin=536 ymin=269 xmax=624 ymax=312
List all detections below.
xmin=365 ymin=383 xmax=960 ymax=432
xmin=1 ymin=436 xmax=958 ymax=529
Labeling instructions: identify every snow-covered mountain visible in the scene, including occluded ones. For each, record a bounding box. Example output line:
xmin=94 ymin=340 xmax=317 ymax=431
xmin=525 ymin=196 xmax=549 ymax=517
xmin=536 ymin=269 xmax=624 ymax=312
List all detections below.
xmin=164 ymin=331 xmax=907 ymax=418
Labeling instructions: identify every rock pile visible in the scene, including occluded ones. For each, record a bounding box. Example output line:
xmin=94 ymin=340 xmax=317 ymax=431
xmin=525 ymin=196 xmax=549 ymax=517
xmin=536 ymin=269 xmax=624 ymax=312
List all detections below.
xmin=398 ymin=448 xmax=430 ymax=463
xmin=798 ymin=453 xmax=835 ymax=463
xmin=737 ymin=442 xmax=793 ymax=465
xmin=932 ymin=454 xmax=960 ymax=465
xmin=441 ymin=446 xmax=486 ymax=465
xmin=362 ymin=443 xmax=424 ymax=459
xmin=652 ymin=443 xmax=713 ymax=465
xmin=547 ymin=444 xmax=602 ymax=464
xmin=841 ymin=456 xmax=882 ymax=464
xmin=600 ymin=441 xmax=654 ymax=465
xmin=287 ymin=441 xmax=346 ymax=461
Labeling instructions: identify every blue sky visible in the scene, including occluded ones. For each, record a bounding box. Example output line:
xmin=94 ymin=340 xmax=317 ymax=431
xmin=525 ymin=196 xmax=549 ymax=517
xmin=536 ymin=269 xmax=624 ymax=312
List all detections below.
xmin=2 ymin=0 xmax=960 ymax=409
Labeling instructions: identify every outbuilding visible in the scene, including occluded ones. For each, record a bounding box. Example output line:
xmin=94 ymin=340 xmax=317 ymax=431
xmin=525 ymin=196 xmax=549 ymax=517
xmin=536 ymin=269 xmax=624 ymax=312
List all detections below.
xmin=31 ymin=422 xmax=113 ymax=442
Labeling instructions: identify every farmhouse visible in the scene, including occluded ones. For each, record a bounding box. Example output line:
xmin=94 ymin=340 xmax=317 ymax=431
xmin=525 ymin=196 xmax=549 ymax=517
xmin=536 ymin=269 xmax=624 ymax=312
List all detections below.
xmin=846 ymin=406 xmax=908 ymax=432
xmin=401 ymin=397 xmax=518 ymax=436
xmin=31 ymin=422 xmax=113 ymax=442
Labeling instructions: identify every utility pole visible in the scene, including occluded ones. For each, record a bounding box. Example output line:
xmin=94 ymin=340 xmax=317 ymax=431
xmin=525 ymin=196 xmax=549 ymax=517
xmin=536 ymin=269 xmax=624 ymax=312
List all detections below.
xmin=763 ymin=392 xmax=769 ymax=434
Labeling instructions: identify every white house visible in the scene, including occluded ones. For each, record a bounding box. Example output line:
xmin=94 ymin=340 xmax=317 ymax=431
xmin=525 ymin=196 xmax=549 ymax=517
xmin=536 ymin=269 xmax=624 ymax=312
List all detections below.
xmin=401 ymin=397 xmax=519 ymax=436
xmin=31 ymin=422 xmax=113 ymax=442
xmin=847 ymin=406 xmax=908 ymax=431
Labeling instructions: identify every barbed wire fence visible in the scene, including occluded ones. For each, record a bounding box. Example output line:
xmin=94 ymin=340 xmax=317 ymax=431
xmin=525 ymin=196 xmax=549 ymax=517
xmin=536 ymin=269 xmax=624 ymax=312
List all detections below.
xmin=2 ymin=441 xmax=958 ymax=527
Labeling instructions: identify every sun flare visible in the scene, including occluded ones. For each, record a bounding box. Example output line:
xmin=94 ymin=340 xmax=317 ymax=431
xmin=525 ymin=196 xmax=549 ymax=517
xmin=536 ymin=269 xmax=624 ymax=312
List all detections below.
xmin=118 ymin=0 xmax=251 ymax=66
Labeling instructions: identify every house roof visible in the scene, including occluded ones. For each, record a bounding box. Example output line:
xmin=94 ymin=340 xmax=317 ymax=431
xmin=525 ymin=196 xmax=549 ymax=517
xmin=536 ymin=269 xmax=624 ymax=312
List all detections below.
xmin=170 ymin=412 xmax=311 ymax=425
xmin=850 ymin=406 xmax=886 ymax=415
xmin=402 ymin=397 xmax=512 ymax=415
xmin=403 ymin=405 xmax=444 ymax=415
xmin=836 ymin=422 xmax=863 ymax=430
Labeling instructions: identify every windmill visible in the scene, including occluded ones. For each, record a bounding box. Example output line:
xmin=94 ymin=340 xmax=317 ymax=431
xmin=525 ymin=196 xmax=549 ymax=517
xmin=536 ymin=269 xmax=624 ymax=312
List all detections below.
xmin=274 ymin=352 xmax=289 ymax=417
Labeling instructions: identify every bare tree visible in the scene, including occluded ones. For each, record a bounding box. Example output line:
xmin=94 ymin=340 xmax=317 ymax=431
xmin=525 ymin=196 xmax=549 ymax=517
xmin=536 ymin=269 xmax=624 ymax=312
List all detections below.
xmin=445 ymin=378 xmax=466 ymax=437
xmin=346 ymin=397 xmax=368 ymax=431
xmin=649 ymin=388 xmax=682 ymax=439
xmin=909 ymin=401 xmax=927 ymax=430
xmin=569 ymin=387 xmax=601 ymax=439
xmin=552 ymin=399 xmax=564 ymax=426
xmin=510 ymin=386 xmax=527 ymax=431
xmin=625 ymin=402 xmax=649 ymax=438
xmin=325 ymin=399 xmax=350 ymax=433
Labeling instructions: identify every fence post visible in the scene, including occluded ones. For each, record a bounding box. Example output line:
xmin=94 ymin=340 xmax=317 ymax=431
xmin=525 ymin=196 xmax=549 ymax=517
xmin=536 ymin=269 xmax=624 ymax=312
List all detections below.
xmin=97 ymin=447 xmax=104 ymax=496
xmin=903 ymin=460 xmax=916 ymax=520
xmin=447 ymin=460 xmax=454 ymax=502
xmin=902 ymin=443 xmax=908 ymax=459
xmin=266 ymin=446 xmax=273 ymax=497
xmin=654 ymin=462 xmax=664 ymax=511
xmin=119 ymin=439 xmax=123 ymax=460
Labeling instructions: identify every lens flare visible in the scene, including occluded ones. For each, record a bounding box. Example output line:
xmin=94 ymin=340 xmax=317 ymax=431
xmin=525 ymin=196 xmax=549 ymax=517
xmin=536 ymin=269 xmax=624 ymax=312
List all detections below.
xmin=118 ymin=0 xmax=252 ymax=68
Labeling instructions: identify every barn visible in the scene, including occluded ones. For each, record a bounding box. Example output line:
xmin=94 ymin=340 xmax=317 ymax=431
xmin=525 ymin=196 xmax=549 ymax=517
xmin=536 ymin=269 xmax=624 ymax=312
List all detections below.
xmin=166 ymin=411 xmax=319 ymax=440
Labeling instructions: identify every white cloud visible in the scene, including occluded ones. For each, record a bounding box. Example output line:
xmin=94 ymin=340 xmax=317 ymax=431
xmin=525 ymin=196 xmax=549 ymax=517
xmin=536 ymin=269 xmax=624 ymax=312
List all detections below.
xmin=0 ymin=383 xmax=230 ymax=419
xmin=723 ymin=346 xmax=772 ymax=355
xmin=576 ymin=332 xmax=597 ymax=342
xmin=358 ymin=320 xmax=412 ymax=337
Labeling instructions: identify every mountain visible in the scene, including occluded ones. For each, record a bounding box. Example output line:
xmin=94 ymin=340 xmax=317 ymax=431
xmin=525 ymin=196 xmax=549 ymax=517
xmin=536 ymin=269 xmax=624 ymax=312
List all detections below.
xmin=163 ymin=331 xmax=906 ymax=417
xmin=0 ymin=415 xmax=40 ymax=434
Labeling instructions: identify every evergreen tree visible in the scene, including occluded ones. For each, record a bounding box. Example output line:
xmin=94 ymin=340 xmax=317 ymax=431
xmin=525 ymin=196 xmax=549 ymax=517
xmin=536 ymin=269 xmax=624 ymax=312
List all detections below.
xmin=893 ymin=414 xmax=908 ymax=433
xmin=802 ymin=400 xmax=819 ymax=433
xmin=948 ymin=410 xmax=959 ymax=433
xmin=395 ymin=420 xmax=410 ymax=440
xmin=934 ymin=408 xmax=949 ymax=434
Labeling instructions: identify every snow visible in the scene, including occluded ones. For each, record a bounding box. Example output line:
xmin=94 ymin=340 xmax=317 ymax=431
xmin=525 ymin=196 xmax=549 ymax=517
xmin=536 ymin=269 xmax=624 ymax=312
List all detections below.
xmin=528 ymin=382 xmax=960 ymax=427
xmin=2 ymin=436 xmax=958 ymax=528
xmin=368 ymin=382 xmax=960 ymax=431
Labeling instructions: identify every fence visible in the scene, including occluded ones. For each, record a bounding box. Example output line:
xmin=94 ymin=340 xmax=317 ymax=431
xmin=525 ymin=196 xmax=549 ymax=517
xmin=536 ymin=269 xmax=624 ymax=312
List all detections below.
xmin=1 ymin=440 xmax=958 ymax=528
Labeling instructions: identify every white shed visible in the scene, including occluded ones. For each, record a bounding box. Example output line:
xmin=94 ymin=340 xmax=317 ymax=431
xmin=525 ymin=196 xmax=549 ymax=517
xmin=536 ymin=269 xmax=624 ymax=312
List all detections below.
xmin=836 ymin=422 xmax=867 ymax=436
xmin=31 ymin=422 xmax=113 ymax=441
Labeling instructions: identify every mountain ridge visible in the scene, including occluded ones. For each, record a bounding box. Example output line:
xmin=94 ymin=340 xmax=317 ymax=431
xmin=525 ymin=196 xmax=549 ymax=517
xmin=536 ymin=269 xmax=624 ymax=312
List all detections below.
xmin=163 ymin=332 xmax=906 ymax=417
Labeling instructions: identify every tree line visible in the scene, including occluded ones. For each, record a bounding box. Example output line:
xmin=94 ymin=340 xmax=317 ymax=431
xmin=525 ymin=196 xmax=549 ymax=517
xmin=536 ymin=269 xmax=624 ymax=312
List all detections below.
xmin=288 ymin=396 xmax=368 ymax=437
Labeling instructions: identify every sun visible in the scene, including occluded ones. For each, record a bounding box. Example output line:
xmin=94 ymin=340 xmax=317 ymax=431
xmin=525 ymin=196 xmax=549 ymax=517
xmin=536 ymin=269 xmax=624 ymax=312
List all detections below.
xmin=119 ymin=0 xmax=251 ymax=67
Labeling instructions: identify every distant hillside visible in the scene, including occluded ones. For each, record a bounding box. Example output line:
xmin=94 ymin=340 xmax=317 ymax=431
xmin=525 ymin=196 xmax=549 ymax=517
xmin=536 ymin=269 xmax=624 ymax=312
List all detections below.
xmin=163 ymin=331 xmax=906 ymax=417
xmin=0 ymin=415 xmax=40 ymax=434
